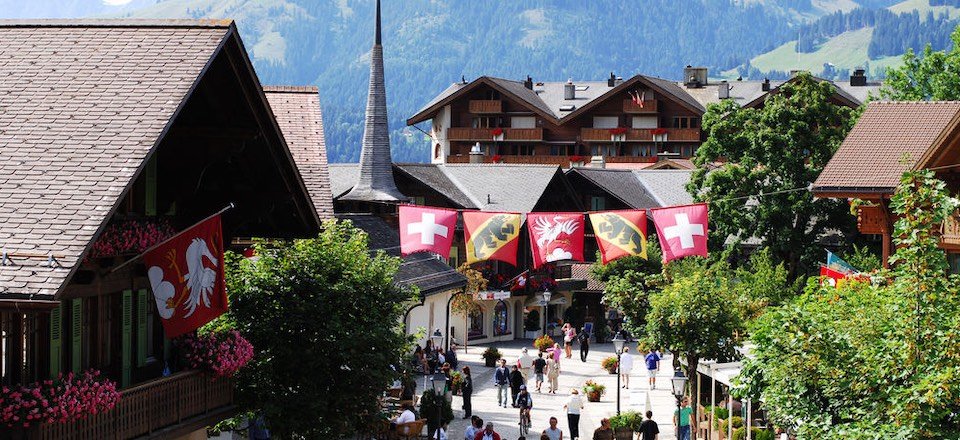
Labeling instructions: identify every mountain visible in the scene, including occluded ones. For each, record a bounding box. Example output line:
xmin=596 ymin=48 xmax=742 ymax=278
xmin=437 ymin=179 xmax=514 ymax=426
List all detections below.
xmin=0 ymin=0 xmax=947 ymax=162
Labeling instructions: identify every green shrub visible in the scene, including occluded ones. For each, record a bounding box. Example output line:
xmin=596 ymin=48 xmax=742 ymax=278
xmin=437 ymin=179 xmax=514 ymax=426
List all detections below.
xmin=719 ymin=416 xmax=743 ymax=434
xmin=733 ymin=427 xmax=772 ymax=440
xmin=609 ymin=411 xmax=644 ymax=431
xmin=481 ymin=346 xmax=502 ymax=361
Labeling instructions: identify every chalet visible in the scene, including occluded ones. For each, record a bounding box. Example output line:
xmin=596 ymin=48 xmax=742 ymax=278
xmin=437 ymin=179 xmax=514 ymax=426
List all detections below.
xmin=408 ymin=67 xmax=879 ymax=169
xmin=813 ymin=101 xmax=960 ymax=268
xmin=0 ymin=19 xmax=324 ymax=439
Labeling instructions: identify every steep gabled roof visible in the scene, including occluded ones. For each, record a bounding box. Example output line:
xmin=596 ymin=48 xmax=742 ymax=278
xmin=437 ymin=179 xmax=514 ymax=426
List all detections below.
xmin=633 ymin=170 xmax=695 ymax=207
xmin=407 ymin=76 xmax=558 ymax=125
xmin=0 ymin=20 xmax=235 ymax=298
xmin=439 ymin=164 xmax=563 ymax=213
xmin=566 ymin=168 xmax=694 ymax=209
xmin=264 ymin=86 xmax=334 ymax=219
xmin=394 ymin=164 xmax=478 ymax=209
xmin=813 ymin=101 xmax=960 ymax=196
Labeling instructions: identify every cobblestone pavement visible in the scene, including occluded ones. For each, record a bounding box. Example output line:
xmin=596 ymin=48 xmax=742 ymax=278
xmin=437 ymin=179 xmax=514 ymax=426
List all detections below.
xmin=414 ymin=339 xmax=682 ymax=440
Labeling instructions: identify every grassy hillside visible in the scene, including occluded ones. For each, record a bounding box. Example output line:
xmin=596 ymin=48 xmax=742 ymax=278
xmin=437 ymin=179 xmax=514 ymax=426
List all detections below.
xmin=724 ymin=27 xmax=903 ymax=77
xmin=888 ymin=0 xmax=960 ymax=19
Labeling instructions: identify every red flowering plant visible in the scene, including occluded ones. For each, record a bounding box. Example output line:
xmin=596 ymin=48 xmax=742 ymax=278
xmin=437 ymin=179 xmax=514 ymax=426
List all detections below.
xmin=87 ymin=218 xmax=175 ymax=259
xmin=491 ymin=154 xmax=503 ymax=163
xmin=569 ymin=155 xmax=587 ymax=163
xmin=0 ymin=369 xmax=120 ymax=429
xmin=608 ymin=127 xmax=628 ymax=135
xmin=490 ymin=127 xmax=504 ymax=137
xmin=650 ymin=128 xmax=668 ymax=136
xmin=175 ymin=330 xmax=254 ymax=378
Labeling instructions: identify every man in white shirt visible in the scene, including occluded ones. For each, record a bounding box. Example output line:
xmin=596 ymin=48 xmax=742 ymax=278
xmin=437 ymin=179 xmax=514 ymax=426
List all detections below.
xmin=394 ymin=402 xmax=416 ymax=424
xmin=620 ymin=346 xmax=635 ymax=389
xmin=517 ymin=347 xmax=534 ymax=385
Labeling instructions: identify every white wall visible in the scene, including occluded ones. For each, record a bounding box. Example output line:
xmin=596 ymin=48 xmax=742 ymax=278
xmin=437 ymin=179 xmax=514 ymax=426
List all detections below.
xmin=430 ymin=105 xmax=452 ymax=164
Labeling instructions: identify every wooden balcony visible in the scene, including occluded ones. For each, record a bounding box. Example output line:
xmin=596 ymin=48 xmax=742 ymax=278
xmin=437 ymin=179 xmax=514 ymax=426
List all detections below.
xmin=581 ymin=128 xmax=702 ymax=142
xmin=623 ymin=99 xmax=658 ymax=113
xmin=446 ymin=155 xmax=570 ymax=165
xmin=447 ymin=127 xmax=543 ymax=141
xmin=468 ymin=100 xmax=502 ymax=114
xmin=30 ymin=371 xmax=235 ymax=440
xmin=942 ymin=213 xmax=960 ymax=248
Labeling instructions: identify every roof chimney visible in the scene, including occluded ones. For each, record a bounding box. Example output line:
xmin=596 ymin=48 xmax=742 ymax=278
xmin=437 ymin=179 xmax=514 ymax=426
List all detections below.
xmin=590 ymin=155 xmax=606 ymax=169
xmin=523 ymin=75 xmax=533 ymax=90
xmin=683 ymin=66 xmax=708 ymax=88
xmin=340 ymin=0 xmax=407 ymax=203
xmin=608 ymin=72 xmax=616 ymax=87
xmin=469 ymin=142 xmax=484 ymax=164
xmin=850 ymin=68 xmax=867 ymax=86
xmin=564 ymin=78 xmax=575 ymax=100
xmin=718 ymin=80 xmax=730 ymax=99
xmin=761 ymin=78 xmax=771 ymax=92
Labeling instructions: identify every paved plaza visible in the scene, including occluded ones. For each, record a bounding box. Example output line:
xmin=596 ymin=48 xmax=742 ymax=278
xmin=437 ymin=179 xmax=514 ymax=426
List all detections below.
xmin=415 ymin=339 xmax=682 ymax=439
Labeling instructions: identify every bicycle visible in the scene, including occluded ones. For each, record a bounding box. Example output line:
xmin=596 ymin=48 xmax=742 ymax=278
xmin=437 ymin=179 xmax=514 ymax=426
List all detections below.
xmin=518 ymin=408 xmax=531 ymax=435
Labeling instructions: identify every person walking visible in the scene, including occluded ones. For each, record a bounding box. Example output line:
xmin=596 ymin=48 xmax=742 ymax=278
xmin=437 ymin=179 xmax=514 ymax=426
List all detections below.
xmin=562 ymin=324 xmax=576 ymax=359
xmin=645 ymin=348 xmax=661 ymax=390
xmin=551 ymin=343 xmax=562 ymax=364
xmin=474 ymin=422 xmax=502 ymax=440
xmin=509 ymin=365 xmax=524 ymax=406
xmin=533 ymin=353 xmax=547 ymax=393
xmin=619 ymin=347 xmax=634 ymax=389
xmin=542 ymin=416 xmax=563 ymax=440
xmin=518 ymin=347 xmax=534 ymax=385
xmin=673 ymin=397 xmax=693 ymax=440
xmin=638 ymin=411 xmax=659 ymax=440
xmin=461 ymin=366 xmax=473 ymax=419
xmin=578 ymin=327 xmax=590 ymax=362
xmin=546 ymin=355 xmax=560 ymax=394
xmin=563 ymin=389 xmax=584 ymax=439
xmin=494 ymin=359 xmax=510 ymax=408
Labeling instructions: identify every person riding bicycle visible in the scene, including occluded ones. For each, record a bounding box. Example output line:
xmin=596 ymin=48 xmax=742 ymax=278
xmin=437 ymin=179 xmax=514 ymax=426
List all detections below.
xmin=515 ymin=385 xmax=534 ymax=425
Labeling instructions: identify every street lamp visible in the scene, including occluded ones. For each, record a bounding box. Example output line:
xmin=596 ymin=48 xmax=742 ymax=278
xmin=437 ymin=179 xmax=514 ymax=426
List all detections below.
xmin=671 ymin=369 xmax=689 ymax=440
xmin=429 ymin=372 xmax=446 ymax=439
xmin=542 ymin=289 xmax=552 ymax=337
xmin=612 ymin=331 xmax=626 ymax=415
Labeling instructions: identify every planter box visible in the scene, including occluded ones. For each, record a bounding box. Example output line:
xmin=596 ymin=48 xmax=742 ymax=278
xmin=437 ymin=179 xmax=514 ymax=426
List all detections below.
xmin=484 ymin=357 xmax=498 ymax=367
xmin=614 ymin=427 xmax=634 ymax=440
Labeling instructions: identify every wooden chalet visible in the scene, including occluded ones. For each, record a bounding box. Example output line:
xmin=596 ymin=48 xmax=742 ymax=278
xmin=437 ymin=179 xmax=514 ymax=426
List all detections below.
xmin=813 ymin=101 xmax=960 ymax=267
xmin=0 ymin=20 xmax=324 ymax=439
xmin=408 ymin=67 xmax=879 ymax=168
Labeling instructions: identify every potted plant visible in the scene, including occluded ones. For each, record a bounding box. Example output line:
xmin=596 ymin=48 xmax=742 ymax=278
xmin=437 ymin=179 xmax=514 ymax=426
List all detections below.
xmin=533 ymin=335 xmax=555 ymax=352
xmin=582 ymin=380 xmax=606 ymax=402
xmin=524 ymin=309 xmax=541 ymax=339
xmin=609 ymin=411 xmax=643 ymax=439
xmin=601 ymin=356 xmax=619 ymax=374
xmin=481 ymin=346 xmax=502 ymax=367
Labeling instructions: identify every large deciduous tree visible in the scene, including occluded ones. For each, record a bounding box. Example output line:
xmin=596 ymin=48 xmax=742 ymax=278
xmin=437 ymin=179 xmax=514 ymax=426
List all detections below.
xmin=223 ymin=220 xmax=417 ymax=438
xmin=736 ymin=170 xmax=960 ymax=438
xmin=881 ymin=26 xmax=960 ymax=101
xmin=591 ymin=240 xmax=663 ymax=337
xmin=688 ymin=72 xmax=858 ymax=279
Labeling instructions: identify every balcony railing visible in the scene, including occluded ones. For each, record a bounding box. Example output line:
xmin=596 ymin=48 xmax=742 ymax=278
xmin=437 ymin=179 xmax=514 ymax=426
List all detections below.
xmin=468 ymin=100 xmax=502 ymax=114
xmin=623 ymin=99 xmax=658 ymax=113
xmin=580 ymin=128 xmax=701 ymax=142
xmin=446 ymin=155 xmax=570 ymax=165
xmin=30 ymin=371 xmax=234 ymax=440
xmin=447 ymin=127 xmax=543 ymax=142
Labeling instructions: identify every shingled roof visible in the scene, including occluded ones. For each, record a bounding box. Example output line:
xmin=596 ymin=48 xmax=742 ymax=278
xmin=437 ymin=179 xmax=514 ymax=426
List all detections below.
xmin=565 ymin=168 xmax=694 ymax=209
xmin=264 ymin=86 xmax=334 ymax=219
xmin=0 ymin=20 xmax=235 ymax=298
xmin=813 ymin=101 xmax=960 ymax=196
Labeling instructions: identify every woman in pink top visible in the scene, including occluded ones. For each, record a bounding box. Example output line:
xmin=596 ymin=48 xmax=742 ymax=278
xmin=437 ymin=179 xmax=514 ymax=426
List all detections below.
xmin=563 ymin=324 xmax=576 ymax=359
xmin=551 ymin=343 xmax=562 ymax=364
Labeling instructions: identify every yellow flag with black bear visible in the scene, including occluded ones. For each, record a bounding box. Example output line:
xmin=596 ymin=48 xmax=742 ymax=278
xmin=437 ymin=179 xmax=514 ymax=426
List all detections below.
xmin=464 ymin=211 xmax=522 ymax=266
xmin=589 ymin=210 xmax=648 ymax=264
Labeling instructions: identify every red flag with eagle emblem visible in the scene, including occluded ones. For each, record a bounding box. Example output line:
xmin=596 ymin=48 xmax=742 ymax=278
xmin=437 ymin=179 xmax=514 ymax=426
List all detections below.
xmin=589 ymin=210 xmax=648 ymax=264
xmin=463 ymin=211 xmax=522 ymax=266
xmin=527 ymin=212 xmax=584 ymax=269
xmin=143 ymin=215 xmax=228 ymax=338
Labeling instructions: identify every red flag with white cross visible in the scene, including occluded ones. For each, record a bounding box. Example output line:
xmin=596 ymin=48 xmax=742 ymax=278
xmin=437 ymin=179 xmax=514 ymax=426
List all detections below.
xmin=143 ymin=215 xmax=228 ymax=338
xmin=399 ymin=205 xmax=458 ymax=258
xmin=650 ymin=203 xmax=708 ymax=263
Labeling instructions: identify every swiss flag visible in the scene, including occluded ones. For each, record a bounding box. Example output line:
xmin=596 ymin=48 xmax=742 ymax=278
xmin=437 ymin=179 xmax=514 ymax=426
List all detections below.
xmin=143 ymin=215 xmax=228 ymax=338
xmin=399 ymin=205 xmax=457 ymax=258
xmin=650 ymin=203 xmax=708 ymax=263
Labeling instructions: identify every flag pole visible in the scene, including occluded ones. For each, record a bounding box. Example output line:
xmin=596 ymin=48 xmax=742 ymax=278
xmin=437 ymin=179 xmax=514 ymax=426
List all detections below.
xmin=107 ymin=202 xmax=236 ymax=274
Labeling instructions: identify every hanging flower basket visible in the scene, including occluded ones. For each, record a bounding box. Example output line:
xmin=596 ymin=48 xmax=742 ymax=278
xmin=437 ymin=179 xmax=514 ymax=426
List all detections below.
xmin=87 ymin=218 xmax=175 ymax=259
xmin=651 ymin=128 xmax=668 ymax=135
xmin=491 ymin=154 xmax=503 ymax=163
xmin=608 ymin=127 xmax=628 ymax=135
xmin=176 ymin=330 xmax=254 ymax=378
xmin=490 ymin=127 xmax=504 ymax=137
xmin=569 ymin=155 xmax=587 ymax=164
xmin=0 ymin=369 xmax=120 ymax=429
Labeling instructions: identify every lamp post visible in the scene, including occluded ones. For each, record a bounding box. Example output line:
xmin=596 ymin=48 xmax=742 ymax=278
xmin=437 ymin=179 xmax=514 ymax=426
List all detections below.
xmin=541 ymin=289 xmax=552 ymax=337
xmin=671 ymin=369 xmax=688 ymax=440
xmin=429 ymin=372 xmax=446 ymax=439
xmin=612 ymin=331 xmax=625 ymax=415
xmin=431 ymin=329 xmax=443 ymax=372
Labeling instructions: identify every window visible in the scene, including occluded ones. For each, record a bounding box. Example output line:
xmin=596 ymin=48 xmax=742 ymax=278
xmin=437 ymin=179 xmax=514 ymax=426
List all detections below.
xmin=672 ymin=117 xmax=701 ymax=129
xmin=483 ymin=143 xmax=498 ymax=156
xmin=632 ymin=116 xmax=658 ymax=129
xmin=468 ymin=309 xmax=484 ymax=338
xmin=593 ymin=116 xmax=619 ymax=129
xmin=471 ymin=116 xmax=502 ymax=128
xmin=449 ymin=246 xmax=459 ymax=268
xmin=511 ymin=116 xmax=536 ymax=129
xmin=411 ymin=196 xmax=426 ymax=206
xmin=493 ymin=301 xmax=509 ymax=336
xmin=950 ymin=254 xmax=960 ymax=274
xmin=484 ymin=90 xmax=501 ymax=100
xmin=504 ymin=145 xmax=535 ymax=156
xmin=591 ymin=196 xmax=606 ymax=211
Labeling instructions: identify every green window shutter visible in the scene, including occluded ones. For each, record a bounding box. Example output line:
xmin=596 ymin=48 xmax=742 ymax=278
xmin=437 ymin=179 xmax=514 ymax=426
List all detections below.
xmin=50 ymin=305 xmax=62 ymax=378
xmin=137 ymin=289 xmax=148 ymax=367
xmin=71 ymin=298 xmax=82 ymax=373
xmin=145 ymin=155 xmax=157 ymax=216
xmin=122 ymin=290 xmax=133 ymax=387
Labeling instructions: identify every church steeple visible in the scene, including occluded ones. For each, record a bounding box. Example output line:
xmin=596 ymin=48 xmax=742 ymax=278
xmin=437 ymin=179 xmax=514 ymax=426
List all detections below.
xmin=341 ymin=0 xmax=407 ymax=203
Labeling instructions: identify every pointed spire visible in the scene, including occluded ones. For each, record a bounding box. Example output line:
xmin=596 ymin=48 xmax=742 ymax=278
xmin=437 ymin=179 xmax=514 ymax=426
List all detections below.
xmin=341 ymin=0 xmax=407 ymax=203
